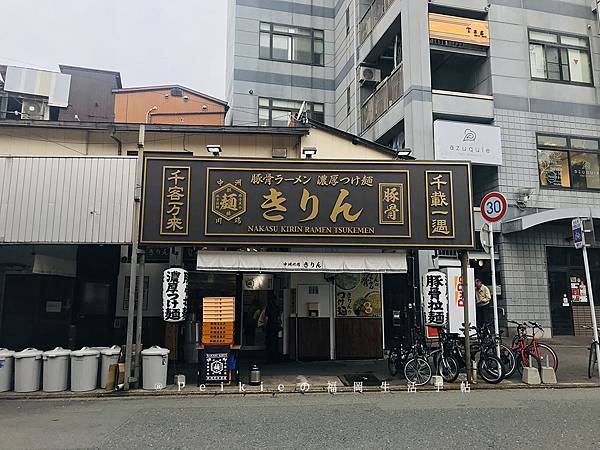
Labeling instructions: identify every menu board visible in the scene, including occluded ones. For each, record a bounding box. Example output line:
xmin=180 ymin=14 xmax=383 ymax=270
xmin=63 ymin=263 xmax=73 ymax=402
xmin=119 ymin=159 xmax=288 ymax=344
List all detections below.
xmin=335 ymin=274 xmax=382 ymax=318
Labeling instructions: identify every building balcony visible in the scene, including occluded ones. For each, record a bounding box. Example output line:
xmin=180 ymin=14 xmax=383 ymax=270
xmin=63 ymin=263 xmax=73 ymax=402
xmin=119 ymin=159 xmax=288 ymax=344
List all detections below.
xmin=358 ymin=0 xmax=401 ymax=64
xmin=431 ymin=89 xmax=494 ymax=122
xmin=360 ymin=64 xmax=403 ymax=140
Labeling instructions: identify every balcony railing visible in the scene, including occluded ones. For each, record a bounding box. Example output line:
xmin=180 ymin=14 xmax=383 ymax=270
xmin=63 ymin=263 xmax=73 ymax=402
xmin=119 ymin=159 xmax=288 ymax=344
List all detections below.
xmin=358 ymin=0 xmax=397 ymax=44
xmin=361 ymin=64 xmax=403 ymax=132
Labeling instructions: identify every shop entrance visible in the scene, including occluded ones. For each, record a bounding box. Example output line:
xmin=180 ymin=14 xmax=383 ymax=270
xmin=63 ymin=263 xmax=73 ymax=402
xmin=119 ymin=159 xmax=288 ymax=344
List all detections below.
xmin=548 ymin=271 xmax=574 ymax=335
xmin=547 ymin=247 xmax=600 ymax=336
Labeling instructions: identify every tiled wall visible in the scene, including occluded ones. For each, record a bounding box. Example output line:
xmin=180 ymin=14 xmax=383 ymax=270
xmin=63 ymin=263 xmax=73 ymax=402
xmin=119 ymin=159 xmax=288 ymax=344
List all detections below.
xmin=497 ymin=223 xmax=570 ymax=331
xmin=494 ymin=109 xmax=600 ymax=210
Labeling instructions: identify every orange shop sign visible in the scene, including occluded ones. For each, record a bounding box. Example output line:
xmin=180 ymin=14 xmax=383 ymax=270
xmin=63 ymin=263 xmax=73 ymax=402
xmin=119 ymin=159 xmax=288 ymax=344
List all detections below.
xmin=429 ymin=13 xmax=490 ymax=47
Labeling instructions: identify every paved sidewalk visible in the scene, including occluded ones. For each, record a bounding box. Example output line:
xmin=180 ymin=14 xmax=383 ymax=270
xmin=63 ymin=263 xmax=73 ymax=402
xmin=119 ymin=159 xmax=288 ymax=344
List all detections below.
xmin=1 ymin=341 xmax=597 ymax=400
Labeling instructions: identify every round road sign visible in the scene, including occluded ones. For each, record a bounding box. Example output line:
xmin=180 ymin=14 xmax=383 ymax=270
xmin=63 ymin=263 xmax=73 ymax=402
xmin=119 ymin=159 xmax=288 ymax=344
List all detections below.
xmin=480 ymin=192 xmax=507 ymax=223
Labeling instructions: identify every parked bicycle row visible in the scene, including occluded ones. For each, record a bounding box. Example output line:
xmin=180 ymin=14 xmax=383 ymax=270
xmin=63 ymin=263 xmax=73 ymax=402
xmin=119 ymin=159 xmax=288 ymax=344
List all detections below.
xmin=387 ymin=320 xmax=559 ymax=386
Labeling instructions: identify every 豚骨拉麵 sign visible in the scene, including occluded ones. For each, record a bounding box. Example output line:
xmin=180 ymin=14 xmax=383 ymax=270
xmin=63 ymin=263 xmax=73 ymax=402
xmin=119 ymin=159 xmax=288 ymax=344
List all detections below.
xmin=141 ymin=158 xmax=474 ymax=249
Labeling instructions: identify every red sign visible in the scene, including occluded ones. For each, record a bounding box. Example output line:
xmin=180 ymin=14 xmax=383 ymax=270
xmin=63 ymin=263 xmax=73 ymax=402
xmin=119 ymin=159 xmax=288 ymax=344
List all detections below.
xmin=480 ymin=191 xmax=507 ymax=223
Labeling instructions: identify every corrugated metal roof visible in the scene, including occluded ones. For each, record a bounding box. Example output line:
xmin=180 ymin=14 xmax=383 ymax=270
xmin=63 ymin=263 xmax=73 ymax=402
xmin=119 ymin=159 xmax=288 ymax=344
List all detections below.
xmin=0 ymin=156 xmax=136 ymax=244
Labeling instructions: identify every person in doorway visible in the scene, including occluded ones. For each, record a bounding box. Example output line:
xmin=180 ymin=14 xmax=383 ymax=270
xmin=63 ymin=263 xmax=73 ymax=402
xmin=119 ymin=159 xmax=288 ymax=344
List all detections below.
xmin=475 ymin=278 xmax=492 ymax=328
xmin=264 ymin=295 xmax=282 ymax=362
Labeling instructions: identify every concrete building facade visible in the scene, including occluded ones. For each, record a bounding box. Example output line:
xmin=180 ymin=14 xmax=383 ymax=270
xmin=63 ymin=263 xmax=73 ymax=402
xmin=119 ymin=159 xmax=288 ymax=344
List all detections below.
xmin=227 ymin=0 xmax=600 ymax=336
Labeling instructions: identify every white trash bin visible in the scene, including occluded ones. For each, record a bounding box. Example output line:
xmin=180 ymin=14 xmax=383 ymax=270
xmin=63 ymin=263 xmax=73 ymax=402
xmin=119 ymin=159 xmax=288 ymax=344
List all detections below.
xmin=0 ymin=348 xmax=15 ymax=392
xmin=141 ymin=346 xmax=170 ymax=390
xmin=99 ymin=346 xmax=121 ymax=389
xmin=90 ymin=347 xmax=109 ymax=387
xmin=43 ymin=347 xmax=71 ymax=392
xmin=70 ymin=347 xmax=100 ymax=392
xmin=14 ymin=348 xmax=43 ymax=392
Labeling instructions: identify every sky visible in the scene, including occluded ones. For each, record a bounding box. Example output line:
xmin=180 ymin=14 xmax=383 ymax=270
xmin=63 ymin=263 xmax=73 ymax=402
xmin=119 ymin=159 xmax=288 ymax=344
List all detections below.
xmin=0 ymin=0 xmax=228 ymax=100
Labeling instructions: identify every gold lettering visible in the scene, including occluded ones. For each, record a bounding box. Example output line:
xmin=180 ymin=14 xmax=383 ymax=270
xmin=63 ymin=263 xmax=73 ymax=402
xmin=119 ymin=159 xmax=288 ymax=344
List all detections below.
xmin=330 ymin=189 xmax=363 ymax=223
xmin=429 ymin=174 xmax=447 ymax=190
xmin=431 ymin=219 xmax=450 ymax=235
xmin=261 ymin=188 xmax=287 ymax=221
xmin=299 ymin=188 xmax=319 ymax=222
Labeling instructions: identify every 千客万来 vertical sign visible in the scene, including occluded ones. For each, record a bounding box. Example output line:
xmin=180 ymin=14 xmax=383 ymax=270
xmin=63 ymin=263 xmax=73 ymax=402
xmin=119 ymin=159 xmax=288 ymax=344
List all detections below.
xmin=163 ymin=268 xmax=188 ymax=322
xmin=422 ymin=271 xmax=448 ymax=327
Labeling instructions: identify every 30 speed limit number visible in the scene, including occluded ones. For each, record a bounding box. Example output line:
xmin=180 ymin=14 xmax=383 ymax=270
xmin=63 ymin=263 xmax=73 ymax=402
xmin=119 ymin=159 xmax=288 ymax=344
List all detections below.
xmin=480 ymin=192 xmax=507 ymax=223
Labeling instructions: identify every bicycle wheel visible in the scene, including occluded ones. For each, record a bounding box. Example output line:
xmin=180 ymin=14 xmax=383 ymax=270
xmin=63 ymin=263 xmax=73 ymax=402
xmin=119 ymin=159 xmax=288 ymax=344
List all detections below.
xmin=499 ymin=345 xmax=517 ymax=378
xmin=589 ymin=344 xmax=598 ymax=379
xmin=536 ymin=343 xmax=558 ymax=372
xmin=388 ymin=351 xmax=400 ymax=377
xmin=516 ymin=351 xmax=542 ymax=377
xmin=404 ymin=357 xmax=432 ymax=386
xmin=478 ymin=354 xmax=504 ymax=384
xmin=438 ymin=354 xmax=459 ymax=383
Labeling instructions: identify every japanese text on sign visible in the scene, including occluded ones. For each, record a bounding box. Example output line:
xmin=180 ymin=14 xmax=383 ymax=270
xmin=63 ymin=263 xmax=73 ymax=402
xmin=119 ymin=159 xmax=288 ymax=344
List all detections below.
xmin=160 ymin=167 xmax=190 ymax=235
xmin=422 ymin=271 xmax=448 ymax=327
xmin=426 ymin=171 xmax=455 ymax=239
xmin=162 ymin=268 xmax=188 ymax=322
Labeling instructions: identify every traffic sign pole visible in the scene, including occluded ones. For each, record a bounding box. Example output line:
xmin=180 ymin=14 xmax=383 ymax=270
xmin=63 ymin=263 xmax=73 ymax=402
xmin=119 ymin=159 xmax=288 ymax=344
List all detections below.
xmin=480 ymin=192 xmax=507 ymax=354
xmin=488 ymin=221 xmax=500 ymax=356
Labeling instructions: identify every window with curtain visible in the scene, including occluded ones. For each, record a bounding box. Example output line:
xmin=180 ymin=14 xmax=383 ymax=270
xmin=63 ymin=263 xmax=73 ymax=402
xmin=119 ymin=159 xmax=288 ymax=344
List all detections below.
xmin=259 ymin=22 xmax=324 ymax=66
xmin=528 ymin=30 xmax=593 ymax=85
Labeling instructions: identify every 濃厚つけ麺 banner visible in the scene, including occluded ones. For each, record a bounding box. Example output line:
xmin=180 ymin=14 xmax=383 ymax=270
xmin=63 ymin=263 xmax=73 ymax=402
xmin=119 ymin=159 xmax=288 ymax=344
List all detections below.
xmin=140 ymin=157 xmax=474 ymax=248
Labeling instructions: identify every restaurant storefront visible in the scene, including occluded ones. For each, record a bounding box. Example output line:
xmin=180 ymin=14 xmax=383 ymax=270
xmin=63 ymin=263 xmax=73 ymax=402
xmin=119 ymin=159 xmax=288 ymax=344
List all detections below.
xmin=138 ymin=156 xmax=475 ymax=361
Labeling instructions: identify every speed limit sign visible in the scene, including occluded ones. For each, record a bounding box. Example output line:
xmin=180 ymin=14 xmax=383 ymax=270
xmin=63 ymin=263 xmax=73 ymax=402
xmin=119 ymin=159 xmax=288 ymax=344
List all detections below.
xmin=480 ymin=192 xmax=507 ymax=223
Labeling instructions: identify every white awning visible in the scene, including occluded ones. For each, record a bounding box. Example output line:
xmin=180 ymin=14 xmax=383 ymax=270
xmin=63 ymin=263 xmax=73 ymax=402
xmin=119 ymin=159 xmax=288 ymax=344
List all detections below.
xmin=196 ymin=250 xmax=407 ymax=273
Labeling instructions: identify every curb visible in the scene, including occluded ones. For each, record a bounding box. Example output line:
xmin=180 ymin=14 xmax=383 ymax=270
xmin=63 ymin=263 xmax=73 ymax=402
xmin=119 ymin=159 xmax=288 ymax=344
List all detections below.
xmin=1 ymin=381 xmax=598 ymax=401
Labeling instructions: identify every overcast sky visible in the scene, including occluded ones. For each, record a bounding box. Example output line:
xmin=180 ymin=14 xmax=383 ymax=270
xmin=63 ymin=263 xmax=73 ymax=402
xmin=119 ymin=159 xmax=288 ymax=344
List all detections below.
xmin=0 ymin=0 xmax=228 ymax=99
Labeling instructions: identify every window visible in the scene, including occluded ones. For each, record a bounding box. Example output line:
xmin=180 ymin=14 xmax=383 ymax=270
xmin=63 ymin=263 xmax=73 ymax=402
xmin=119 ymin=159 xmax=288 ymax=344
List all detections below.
xmin=528 ymin=30 xmax=593 ymax=85
xmin=345 ymin=7 xmax=350 ymax=36
xmin=258 ymin=97 xmax=325 ymax=126
xmin=537 ymin=134 xmax=600 ymax=190
xmin=259 ymin=22 xmax=324 ymax=66
xmin=346 ymin=86 xmax=351 ymax=116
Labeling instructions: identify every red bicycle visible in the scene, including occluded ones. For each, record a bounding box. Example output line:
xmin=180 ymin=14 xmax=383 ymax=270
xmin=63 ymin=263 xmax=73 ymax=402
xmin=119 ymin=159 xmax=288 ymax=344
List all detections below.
xmin=509 ymin=321 xmax=558 ymax=376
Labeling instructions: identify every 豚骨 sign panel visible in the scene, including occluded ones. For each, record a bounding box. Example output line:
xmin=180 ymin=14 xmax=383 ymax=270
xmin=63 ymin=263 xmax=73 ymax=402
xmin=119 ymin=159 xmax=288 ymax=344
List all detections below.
xmin=140 ymin=158 xmax=474 ymax=249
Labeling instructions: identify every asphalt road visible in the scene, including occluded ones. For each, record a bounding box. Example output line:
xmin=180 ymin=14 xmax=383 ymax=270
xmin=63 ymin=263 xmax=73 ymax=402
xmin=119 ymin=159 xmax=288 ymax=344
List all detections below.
xmin=0 ymin=389 xmax=599 ymax=449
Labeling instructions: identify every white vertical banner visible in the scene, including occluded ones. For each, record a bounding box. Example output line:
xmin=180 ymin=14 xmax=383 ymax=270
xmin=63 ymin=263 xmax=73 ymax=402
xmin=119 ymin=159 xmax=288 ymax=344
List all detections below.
xmin=443 ymin=267 xmax=477 ymax=336
xmin=422 ymin=271 xmax=448 ymax=327
xmin=162 ymin=268 xmax=188 ymax=322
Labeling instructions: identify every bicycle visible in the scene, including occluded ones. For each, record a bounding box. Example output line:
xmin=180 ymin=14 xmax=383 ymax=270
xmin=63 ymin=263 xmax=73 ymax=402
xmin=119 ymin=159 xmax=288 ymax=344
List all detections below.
xmin=509 ymin=320 xmax=558 ymax=376
xmin=478 ymin=322 xmax=516 ymax=379
xmin=430 ymin=326 xmax=460 ymax=383
xmin=581 ymin=325 xmax=600 ymax=379
xmin=440 ymin=324 xmax=505 ymax=384
xmin=404 ymin=327 xmax=433 ymax=386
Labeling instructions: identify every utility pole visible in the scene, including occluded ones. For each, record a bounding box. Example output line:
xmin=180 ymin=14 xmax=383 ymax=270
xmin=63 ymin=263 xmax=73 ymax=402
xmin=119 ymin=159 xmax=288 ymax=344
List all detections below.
xmin=124 ymin=124 xmax=145 ymax=390
xmin=460 ymin=251 xmax=472 ymax=383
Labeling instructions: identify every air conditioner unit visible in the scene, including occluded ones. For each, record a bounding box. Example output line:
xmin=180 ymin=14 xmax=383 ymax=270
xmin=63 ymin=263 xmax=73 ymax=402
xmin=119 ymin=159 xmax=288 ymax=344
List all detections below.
xmin=358 ymin=66 xmax=381 ymax=84
xmin=21 ymin=99 xmax=46 ymax=120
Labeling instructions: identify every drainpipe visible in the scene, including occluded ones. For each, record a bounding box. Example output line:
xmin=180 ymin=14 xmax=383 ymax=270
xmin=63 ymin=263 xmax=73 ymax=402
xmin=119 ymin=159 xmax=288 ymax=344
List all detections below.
xmin=110 ymin=128 xmax=123 ymax=156
xmin=353 ymin=0 xmax=359 ymax=135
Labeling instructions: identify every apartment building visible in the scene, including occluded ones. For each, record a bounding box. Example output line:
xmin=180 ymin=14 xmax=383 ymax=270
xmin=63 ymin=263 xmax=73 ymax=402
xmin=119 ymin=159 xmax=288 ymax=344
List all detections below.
xmin=226 ymin=0 xmax=600 ymax=336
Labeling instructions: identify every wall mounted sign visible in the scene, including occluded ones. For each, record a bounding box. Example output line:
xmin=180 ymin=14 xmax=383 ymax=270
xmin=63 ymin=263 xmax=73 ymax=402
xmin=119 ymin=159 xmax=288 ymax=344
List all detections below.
xmin=162 ymin=268 xmax=188 ymax=322
xmin=434 ymin=120 xmax=502 ymax=166
xmin=429 ymin=13 xmax=490 ymax=47
xmin=335 ymin=273 xmax=382 ymax=318
xmin=422 ymin=271 xmax=448 ymax=329
xmin=141 ymin=158 xmax=474 ymax=248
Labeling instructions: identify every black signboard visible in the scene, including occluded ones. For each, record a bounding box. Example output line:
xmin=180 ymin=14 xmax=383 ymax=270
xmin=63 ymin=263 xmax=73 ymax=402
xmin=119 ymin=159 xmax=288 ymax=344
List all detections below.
xmin=141 ymin=158 xmax=474 ymax=248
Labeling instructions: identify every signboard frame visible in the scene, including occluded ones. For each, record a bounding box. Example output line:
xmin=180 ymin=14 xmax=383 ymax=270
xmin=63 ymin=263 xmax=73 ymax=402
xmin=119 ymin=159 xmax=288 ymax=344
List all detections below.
xmin=140 ymin=157 xmax=475 ymax=249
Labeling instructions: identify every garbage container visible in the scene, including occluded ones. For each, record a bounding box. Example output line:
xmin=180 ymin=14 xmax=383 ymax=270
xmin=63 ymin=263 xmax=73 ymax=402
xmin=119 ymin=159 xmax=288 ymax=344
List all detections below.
xmin=70 ymin=347 xmax=100 ymax=392
xmin=0 ymin=348 xmax=15 ymax=392
xmin=90 ymin=347 xmax=109 ymax=387
xmin=99 ymin=346 xmax=121 ymax=389
xmin=14 ymin=348 xmax=43 ymax=392
xmin=42 ymin=347 xmax=71 ymax=392
xmin=141 ymin=346 xmax=170 ymax=390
